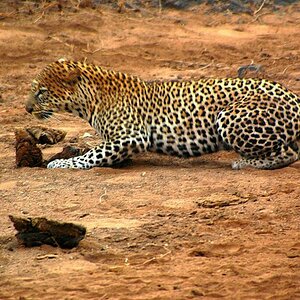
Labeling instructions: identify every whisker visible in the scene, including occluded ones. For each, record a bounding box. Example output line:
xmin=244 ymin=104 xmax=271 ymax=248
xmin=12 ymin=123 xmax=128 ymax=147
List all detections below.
xmin=49 ymin=114 xmax=62 ymax=122
xmin=32 ymin=110 xmax=54 ymax=120
xmin=31 ymin=109 xmax=64 ymax=123
xmin=32 ymin=111 xmax=43 ymax=119
xmin=41 ymin=112 xmax=52 ymax=120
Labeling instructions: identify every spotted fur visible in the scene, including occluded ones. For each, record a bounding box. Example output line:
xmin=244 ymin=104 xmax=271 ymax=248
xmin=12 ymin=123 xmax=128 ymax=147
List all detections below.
xmin=26 ymin=59 xmax=300 ymax=169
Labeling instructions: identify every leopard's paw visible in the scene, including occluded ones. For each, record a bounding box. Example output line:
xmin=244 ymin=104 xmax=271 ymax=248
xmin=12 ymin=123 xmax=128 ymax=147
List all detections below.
xmin=47 ymin=159 xmax=72 ymax=169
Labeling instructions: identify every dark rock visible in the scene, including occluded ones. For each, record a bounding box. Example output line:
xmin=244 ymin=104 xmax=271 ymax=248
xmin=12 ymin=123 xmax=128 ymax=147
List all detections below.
xmin=15 ymin=129 xmax=43 ymax=168
xmin=47 ymin=145 xmax=88 ymax=165
xmin=9 ymin=215 xmax=86 ymax=249
xmin=237 ymin=64 xmax=263 ymax=78
xmin=162 ymin=0 xmax=205 ymax=9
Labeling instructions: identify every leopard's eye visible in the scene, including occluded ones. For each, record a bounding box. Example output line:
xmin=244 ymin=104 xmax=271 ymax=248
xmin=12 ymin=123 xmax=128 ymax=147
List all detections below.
xmin=40 ymin=87 xmax=48 ymax=92
xmin=35 ymin=87 xmax=48 ymax=102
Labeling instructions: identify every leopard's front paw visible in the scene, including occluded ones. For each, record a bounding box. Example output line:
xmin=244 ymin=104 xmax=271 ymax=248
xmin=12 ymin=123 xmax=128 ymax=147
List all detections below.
xmin=47 ymin=159 xmax=72 ymax=169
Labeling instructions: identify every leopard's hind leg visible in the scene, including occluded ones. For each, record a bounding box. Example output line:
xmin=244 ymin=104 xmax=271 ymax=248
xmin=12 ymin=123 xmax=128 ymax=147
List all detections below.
xmin=232 ymin=142 xmax=299 ymax=170
xmin=216 ymin=95 xmax=299 ymax=170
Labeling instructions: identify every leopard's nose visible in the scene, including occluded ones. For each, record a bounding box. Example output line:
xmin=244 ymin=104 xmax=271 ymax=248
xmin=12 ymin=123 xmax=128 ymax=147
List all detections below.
xmin=25 ymin=104 xmax=33 ymax=114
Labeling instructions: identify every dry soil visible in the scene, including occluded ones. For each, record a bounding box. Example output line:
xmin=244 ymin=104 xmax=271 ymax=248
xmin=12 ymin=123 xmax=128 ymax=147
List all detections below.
xmin=0 ymin=3 xmax=299 ymax=300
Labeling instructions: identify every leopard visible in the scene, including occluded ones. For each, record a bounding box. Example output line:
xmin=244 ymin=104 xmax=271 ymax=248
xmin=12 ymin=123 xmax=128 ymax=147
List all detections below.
xmin=25 ymin=59 xmax=300 ymax=170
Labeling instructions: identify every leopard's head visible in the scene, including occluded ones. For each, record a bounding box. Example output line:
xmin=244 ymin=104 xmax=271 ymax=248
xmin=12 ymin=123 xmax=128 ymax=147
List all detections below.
xmin=26 ymin=59 xmax=82 ymax=120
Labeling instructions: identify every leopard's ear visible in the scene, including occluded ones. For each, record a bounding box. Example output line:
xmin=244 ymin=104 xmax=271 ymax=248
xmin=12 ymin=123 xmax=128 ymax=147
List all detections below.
xmin=31 ymin=79 xmax=39 ymax=90
xmin=58 ymin=57 xmax=67 ymax=63
xmin=63 ymin=68 xmax=81 ymax=86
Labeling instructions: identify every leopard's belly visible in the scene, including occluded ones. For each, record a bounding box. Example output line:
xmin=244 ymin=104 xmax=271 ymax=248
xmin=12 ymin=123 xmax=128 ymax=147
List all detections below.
xmin=147 ymin=118 xmax=221 ymax=157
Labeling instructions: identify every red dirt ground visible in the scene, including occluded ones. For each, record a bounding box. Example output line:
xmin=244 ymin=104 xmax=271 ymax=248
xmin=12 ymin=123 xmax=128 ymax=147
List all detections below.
xmin=0 ymin=3 xmax=299 ymax=299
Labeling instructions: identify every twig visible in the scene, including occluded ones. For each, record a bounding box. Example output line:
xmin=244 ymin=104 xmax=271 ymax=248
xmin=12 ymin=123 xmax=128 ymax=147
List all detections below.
xmin=198 ymin=60 xmax=214 ymax=70
xmin=0 ymin=11 xmax=16 ymax=20
xmin=34 ymin=11 xmax=45 ymax=23
xmin=49 ymin=36 xmax=75 ymax=52
xmin=251 ymin=11 xmax=270 ymax=23
xmin=142 ymin=248 xmax=171 ymax=265
xmin=158 ymin=0 xmax=162 ymax=13
xmin=99 ymin=188 xmax=107 ymax=202
xmin=36 ymin=254 xmax=58 ymax=260
xmin=34 ymin=0 xmax=61 ymax=23
xmin=82 ymin=43 xmax=102 ymax=54
xmin=254 ymin=0 xmax=267 ymax=15
xmin=41 ymin=1 xmax=60 ymax=11
xmin=281 ymin=66 xmax=290 ymax=75
xmin=142 ymin=257 xmax=156 ymax=265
